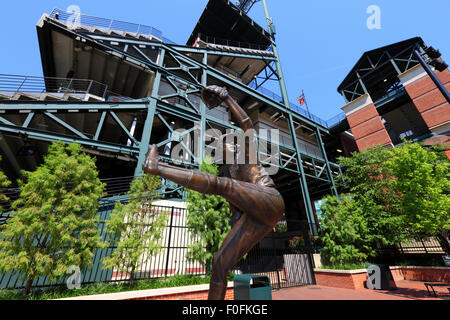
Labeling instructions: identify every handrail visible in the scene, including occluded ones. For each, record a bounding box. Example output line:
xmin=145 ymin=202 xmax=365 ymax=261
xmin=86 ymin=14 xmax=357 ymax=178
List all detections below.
xmin=49 ymin=8 xmax=175 ymax=44
xmin=0 ymin=74 xmax=107 ymax=97
xmin=326 ymin=112 xmax=347 ymax=128
xmin=196 ymin=33 xmax=272 ymax=52
xmin=248 ymin=80 xmax=336 ymax=128
xmin=0 ymin=74 xmax=132 ymax=102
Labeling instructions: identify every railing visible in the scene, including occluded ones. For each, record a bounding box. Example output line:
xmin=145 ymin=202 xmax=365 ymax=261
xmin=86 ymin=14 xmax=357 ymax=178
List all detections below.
xmin=326 ymin=112 xmax=347 ymax=128
xmin=0 ymin=74 xmax=133 ymax=102
xmin=49 ymin=8 xmax=175 ymax=44
xmin=248 ymin=81 xmax=334 ymax=128
xmin=196 ymin=33 xmax=272 ymax=52
xmin=0 ymin=74 xmax=108 ymax=99
xmin=0 ymin=198 xmax=317 ymax=290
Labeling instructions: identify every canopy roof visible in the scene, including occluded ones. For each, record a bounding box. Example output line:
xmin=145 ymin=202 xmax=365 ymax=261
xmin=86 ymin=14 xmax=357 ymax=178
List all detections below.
xmin=186 ymin=0 xmax=271 ymax=49
xmin=337 ymin=37 xmax=425 ymax=94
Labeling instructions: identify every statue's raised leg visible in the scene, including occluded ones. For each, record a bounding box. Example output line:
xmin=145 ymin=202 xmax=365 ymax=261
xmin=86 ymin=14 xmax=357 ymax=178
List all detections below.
xmin=142 ymin=145 xmax=284 ymax=226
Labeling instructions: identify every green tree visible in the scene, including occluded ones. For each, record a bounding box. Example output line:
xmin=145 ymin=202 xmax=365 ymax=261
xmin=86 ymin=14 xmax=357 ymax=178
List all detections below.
xmin=185 ymin=158 xmax=231 ymax=272
xmin=0 ymin=142 xmax=106 ymax=296
xmin=384 ymin=142 xmax=450 ymax=253
xmin=0 ymin=159 xmax=11 ymax=211
xmin=337 ymin=145 xmax=405 ymax=247
xmin=319 ymin=195 xmax=375 ymax=265
xmin=102 ymin=174 xmax=168 ymax=284
xmin=335 ymin=142 xmax=450 ymax=254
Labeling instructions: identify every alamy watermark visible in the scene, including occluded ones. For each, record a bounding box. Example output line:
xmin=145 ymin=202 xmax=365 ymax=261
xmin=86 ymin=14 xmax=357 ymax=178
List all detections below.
xmin=366 ymin=265 xmax=381 ymax=289
xmin=66 ymin=265 xmax=81 ymax=290
xmin=169 ymin=122 xmax=281 ymax=176
xmin=66 ymin=5 xmax=82 ymax=30
xmin=366 ymin=5 xmax=381 ymax=30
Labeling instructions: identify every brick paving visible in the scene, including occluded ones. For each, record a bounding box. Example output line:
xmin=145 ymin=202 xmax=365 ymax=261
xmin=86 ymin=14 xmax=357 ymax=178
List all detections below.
xmin=272 ymin=280 xmax=450 ymax=300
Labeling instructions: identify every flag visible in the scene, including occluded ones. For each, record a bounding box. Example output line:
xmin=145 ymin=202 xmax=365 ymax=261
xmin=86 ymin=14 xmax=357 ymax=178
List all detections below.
xmin=296 ymin=96 xmax=305 ymax=105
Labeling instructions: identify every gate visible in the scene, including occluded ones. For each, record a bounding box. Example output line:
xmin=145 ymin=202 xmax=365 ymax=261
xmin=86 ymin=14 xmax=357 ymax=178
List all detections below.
xmin=234 ymin=221 xmax=317 ymax=290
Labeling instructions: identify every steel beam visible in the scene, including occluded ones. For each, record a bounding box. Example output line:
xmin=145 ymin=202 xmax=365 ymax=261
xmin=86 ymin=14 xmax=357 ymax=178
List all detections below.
xmin=44 ymin=19 xmax=329 ymax=133
xmin=134 ymin=48 xmax=166 ymax=176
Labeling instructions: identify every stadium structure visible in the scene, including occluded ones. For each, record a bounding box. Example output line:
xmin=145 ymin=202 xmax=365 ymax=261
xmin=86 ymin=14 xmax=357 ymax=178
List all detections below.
xmin=0 ymin=0 xmax=352 ymax=236
xmin=0 ymin=0 xmax=448 ymax=289
xmin=330 ymin=37 xmax=450 ymax=154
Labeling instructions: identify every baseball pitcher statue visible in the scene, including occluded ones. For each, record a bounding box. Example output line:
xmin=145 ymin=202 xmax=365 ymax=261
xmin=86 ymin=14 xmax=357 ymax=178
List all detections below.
xmin=143 ymin=86 xmax=285 ymax=300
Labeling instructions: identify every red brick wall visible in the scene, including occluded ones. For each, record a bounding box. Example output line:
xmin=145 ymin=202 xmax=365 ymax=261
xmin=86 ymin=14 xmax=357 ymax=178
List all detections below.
xmin=126 ymin=288 xmax=234 ymax=300
xmin=315 ymin=267 xmax=450 ymax=290
xmin=401 ymin=267 xmax=450 ymax=283
xmin=403 ymin=69 xmax=450 ymax=130
xmin=346 ymin=104 xmax=392 ymax=151
xmin=315 ymin=271 xmax=368 ymax=290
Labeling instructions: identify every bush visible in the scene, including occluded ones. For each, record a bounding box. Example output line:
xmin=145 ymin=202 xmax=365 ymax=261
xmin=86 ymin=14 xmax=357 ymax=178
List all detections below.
xmin=319 ymin=195 xmax=375 ymax=265
xmin=185 ymin=158 xmax=231 ymax=272
xmin=0 ymin=142 xmax=106 ymax=296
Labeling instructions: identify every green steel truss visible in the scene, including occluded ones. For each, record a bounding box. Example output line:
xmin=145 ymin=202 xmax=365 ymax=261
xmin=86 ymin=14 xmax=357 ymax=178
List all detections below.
xmin=0 ymin=9 xmax=341 ymax=234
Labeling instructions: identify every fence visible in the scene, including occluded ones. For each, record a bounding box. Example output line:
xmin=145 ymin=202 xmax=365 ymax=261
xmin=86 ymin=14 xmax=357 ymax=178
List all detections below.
xmin=196 ymin=33 xmax=272 ymax=52
xmin=0 ymin=194 xmax=317 ymax=291
xmin=49 ymin=8 xmax=175 ymax=44
xmin=247 ymin=80 xmax=341 ymax=129
xmin=0 ymin=74 xmax=108 ymax=99
xmin=0 ymin=74 xmax=133 ymax=102
xmin=376 ymin=237 xmax=445 ymax=256
xmin=237 ymin=223 xmax=318 ymax=290
xmin=0 ymin=202 xmax=201 ymax=289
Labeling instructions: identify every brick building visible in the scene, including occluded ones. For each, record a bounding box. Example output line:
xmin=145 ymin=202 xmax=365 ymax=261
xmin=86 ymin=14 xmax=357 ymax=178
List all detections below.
xmin=330 ymin=37 xmax=450 ymax=155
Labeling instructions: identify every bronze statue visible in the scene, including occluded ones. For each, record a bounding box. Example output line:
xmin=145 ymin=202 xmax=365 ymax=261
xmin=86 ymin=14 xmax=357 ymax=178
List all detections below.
xmin=142 ymin=86 xmax=285 ymax=300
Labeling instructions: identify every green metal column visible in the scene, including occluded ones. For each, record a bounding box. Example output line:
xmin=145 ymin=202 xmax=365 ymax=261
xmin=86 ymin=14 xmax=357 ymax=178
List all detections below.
xmin=197 ymin=52 xmax=208 ymax=163
xmin=134 ymin=48 xmax=166 ymax=176
xmin=261 ymin=0 xmax=289 ymax=110
xmin=315 ymin=127 xmax=338 ymax=197
xmin=261 ymin=0 xmax=317 ymax=235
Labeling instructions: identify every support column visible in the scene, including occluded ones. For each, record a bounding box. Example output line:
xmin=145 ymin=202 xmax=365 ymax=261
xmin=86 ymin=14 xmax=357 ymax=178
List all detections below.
xmin=398 ymin=64 xmax=450 ymax=135
xmin=262 ymin=0 xmax=317 ymax=235
xmin=341 ymin=94 xmax=393 ymax=151
xmin=134 ymin=48 xmax=166 ymax=176
xmin=315 ymin=127 xmax=338 ymax=197
xmin=197 ymin=53 xmax=208 ymax=163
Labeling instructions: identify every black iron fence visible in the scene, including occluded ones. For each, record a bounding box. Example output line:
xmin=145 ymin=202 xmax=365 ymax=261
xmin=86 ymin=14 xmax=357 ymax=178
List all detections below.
xmin=0 ymin=195 xmax=317 ymax=291
xmin=1 ymin=185 xmax=444 ymax=291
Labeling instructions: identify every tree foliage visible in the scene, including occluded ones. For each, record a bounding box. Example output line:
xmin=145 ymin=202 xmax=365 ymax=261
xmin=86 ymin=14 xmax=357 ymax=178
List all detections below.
xmin=321 ymin=141 xmax=450 ymax=263
xmin=319 ymin=195 xmax=375 ymax=265
xmin=337 ymin=145 xmax=406 ymax=247
xmin=0 ymin=157 xmax=11 ymax=212
xmin=384 ymin=143 xmax=450 ymax=252
xmin=102 ymin=174 xmax=168 ymax=283
xmin=185 ymin=158 xmax=231 ymax=272
xmin=0 ymin=142 xmax=106 ymax=296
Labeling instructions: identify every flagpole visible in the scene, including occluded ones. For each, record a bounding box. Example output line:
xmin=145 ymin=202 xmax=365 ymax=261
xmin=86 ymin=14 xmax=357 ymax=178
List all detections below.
xmin=302 ymin=90 xmax=311 ymax=119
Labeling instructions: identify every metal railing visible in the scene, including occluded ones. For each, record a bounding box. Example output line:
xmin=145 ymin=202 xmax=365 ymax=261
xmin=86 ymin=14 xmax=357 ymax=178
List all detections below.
xmin=248 ymin=81 xmax=332 ymax=128
xmin=196 ymin=33 xmax=272 ymax=52
xmin=0 ymin=74 xmax=134 ymax=102
xmin=325 ymin=112 xmax=347 ymax=128
xmin=0 ymin=74 xmax=108 ymax=99
xmin=0 ymin=197 xmax=317 ymax=290
xmin=247 ymin=81 xmax=349 ymax=129
xmin=49 ymin=8 xmax=175 ymax=44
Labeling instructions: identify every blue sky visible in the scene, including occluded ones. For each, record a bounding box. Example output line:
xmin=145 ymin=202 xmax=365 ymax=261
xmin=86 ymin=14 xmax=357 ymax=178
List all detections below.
xmin=0 ymin=0 xmax=449 ymax=121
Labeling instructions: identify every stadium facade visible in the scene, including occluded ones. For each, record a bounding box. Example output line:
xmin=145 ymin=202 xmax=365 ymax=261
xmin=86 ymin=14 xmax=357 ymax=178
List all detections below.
xmin=0 ymin=1 xmax=349 ymax=235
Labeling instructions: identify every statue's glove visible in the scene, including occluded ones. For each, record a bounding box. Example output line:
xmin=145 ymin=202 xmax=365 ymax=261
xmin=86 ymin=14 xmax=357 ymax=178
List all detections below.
xmin=201 ymin=86 xmax=229 ymax=109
